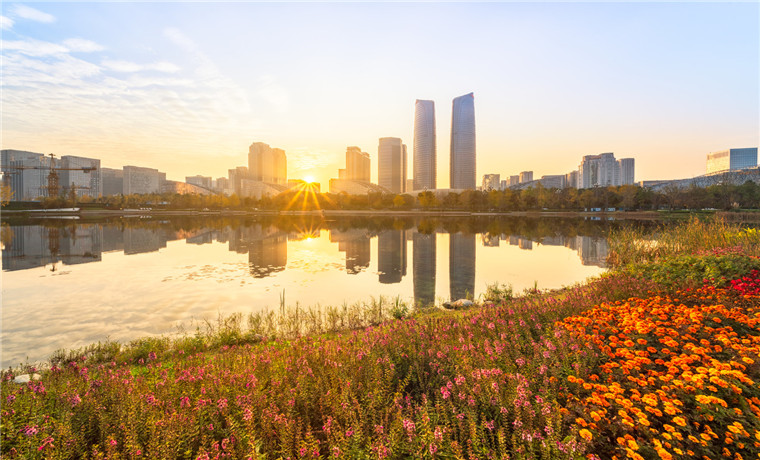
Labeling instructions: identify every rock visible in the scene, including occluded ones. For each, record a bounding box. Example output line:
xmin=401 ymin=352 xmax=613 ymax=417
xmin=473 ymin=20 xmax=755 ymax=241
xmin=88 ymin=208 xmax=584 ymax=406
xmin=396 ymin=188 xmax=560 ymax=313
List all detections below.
xmin=449 ymin=299 xmax=474 ymax=309
xmin=13 ymin=373 xmax=41 ymax=384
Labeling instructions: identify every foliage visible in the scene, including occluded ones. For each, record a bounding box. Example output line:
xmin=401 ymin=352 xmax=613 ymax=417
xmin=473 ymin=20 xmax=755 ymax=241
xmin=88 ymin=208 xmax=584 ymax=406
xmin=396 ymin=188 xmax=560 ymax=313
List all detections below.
xmin=626 ymin=253 xmax=760 ymax=290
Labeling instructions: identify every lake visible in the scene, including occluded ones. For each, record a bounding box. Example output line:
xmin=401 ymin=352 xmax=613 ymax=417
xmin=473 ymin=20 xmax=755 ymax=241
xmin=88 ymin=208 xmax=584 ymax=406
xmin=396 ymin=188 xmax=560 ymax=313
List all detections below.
xmin=1 ymin=215 xmax=633 ymax=368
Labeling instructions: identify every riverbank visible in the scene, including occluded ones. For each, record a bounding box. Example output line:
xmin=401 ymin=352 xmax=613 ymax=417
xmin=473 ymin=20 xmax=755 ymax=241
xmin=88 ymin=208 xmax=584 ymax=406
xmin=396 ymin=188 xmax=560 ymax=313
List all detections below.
xmin=3 ymin=206 xmax=758 ymax=222
xmin=2 ymin=218 xmax=760 ymax=459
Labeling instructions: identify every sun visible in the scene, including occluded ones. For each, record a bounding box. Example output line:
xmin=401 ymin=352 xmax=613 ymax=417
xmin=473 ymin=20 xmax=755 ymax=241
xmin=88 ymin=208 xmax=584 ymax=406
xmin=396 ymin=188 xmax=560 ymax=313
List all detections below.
xmin=303 ymin=175 xmax=316 ymax=184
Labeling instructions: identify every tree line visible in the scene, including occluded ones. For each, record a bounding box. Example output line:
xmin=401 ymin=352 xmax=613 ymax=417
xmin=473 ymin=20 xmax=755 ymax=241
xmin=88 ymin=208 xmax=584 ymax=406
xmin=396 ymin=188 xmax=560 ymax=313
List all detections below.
xmin=3 ymin=181 xmax=759 ymax=211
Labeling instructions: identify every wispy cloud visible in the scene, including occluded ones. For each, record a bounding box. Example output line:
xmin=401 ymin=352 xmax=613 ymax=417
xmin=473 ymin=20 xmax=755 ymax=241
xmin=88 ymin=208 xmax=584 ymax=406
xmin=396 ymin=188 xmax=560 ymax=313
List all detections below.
xmin=12 ymin=5 xmax=55 ymax=23
xmin=102 ymin=59 xmax=180 ymax=73
xmin=0 ymin=15 xmax=13 ymax=30
xmin=63 ymin=38 xmax=105 ymax=53
xmin=2 ymin=30 xmax=258 ymax=174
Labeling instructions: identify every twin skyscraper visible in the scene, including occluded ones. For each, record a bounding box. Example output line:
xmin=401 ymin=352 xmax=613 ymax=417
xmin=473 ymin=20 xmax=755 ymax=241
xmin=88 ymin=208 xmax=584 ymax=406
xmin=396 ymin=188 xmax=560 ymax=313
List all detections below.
xmin=413 ymin=92 xmax=476 ymax=191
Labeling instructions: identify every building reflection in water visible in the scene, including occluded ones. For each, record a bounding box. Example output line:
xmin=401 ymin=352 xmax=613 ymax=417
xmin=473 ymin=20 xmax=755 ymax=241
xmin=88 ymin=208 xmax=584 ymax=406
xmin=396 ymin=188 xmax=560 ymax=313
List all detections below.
xmin=230 ymin=226 xmax=287 ymax=278
xmin=377 ymin=229 xmax=407 ymax=284
xmin=449 ymin=232 xmax=476 ymax=300
xmin=1 ymin=225 xmax=102 ymax=271
xmin=413 ymin=231 xmax=436 ymax=307
xmin=330 ymin=229 xmax=370 ymax=274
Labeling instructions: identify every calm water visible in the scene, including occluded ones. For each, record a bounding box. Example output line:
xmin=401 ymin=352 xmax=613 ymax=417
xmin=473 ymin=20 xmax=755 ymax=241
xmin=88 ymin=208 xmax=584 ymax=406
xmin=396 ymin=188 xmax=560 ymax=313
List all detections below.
xmin=1 ymin=215 xmax=626 ymax=367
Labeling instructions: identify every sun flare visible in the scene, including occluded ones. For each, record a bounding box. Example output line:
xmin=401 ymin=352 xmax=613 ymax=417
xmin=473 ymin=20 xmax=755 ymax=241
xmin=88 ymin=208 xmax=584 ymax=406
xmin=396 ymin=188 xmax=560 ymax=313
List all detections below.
xmin=303 ymin=175 xmax=316 ymax=184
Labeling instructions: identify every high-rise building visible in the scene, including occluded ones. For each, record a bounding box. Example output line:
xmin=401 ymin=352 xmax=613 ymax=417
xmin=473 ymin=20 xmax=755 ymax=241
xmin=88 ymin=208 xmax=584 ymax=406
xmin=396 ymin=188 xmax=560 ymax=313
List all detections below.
xmin=413 ymin=99 xmax=436 ymax=191
xmin=706 ymin=148 xmax=758 ymax=174
xmin=565 ymin=170 xmax=578 ymax=189
xmin=345 ymin=146 xmax=370 ymax=182
xmin=249 ymin=142 xmax=287 ymax=185
xmin=519 ymin=171 xmax=533 ymax=183
xmin=101 ymin=168 xmax=124 ymax=196
xmin=59 ymin=155 xmax=101 ymax=199
xmin=482 ymin=174 xmax=500 ymax=191
xmin=578 ymin=153 xmax=620 ymax=189
xmin=123 ymin=166 xmax=162 ymax=195
xmin=509 ymin=175 xmax=520 ymax=187
xmin=378 ymin=137 xmax=407 ymax=194
xmin=620 ymin=158 xmax=635 ymax=185
xmin=450 ymin=92 xmax=476 ymax=189
xmin=1 ymin=149 xmax=48 ymax=200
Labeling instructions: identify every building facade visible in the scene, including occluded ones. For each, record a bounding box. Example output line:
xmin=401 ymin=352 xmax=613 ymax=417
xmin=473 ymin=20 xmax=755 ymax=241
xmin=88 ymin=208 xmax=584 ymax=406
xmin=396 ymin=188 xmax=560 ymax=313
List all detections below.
xmin=186 ymin=175 xmax=213 ymax=189
xmin=620 ymin=158 xmax=635 ymax=185
xmin=378 ymin=137 xmax=407 ymax=194
xmin=345 ymin=146 xmax=370 ymax=182
xmin=123 ymin=166 xmax=162 ymax=195
xmin=101 ymin=168 xmax=124 ymax=196
xmin=707 ymin=148 xmax=758 ymax=174
xmin=519 ymin=171 xmax=533 ymax=183
xmin=60 ymin=155 xmax=101 ymax=199
xmin=481 ymin=174 xmax=500 ymax=191
xmin=249 ymin=142 xmax=287 ymax=186
xmin=413 ymin=99 xmax=436 ymax=191
xmin=1 ymin=149 xmax=49 ymax=200
xmin=450 ymin=93 xmax=476 ymax=189
xmin=578 ymin=153 xmax=620 ymax=189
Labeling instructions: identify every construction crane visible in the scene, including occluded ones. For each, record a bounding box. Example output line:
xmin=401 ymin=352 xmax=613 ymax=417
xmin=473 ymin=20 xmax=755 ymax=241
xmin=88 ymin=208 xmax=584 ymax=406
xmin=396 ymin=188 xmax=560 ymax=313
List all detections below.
xmin=1 ymin=153 xmax=96 ymax=198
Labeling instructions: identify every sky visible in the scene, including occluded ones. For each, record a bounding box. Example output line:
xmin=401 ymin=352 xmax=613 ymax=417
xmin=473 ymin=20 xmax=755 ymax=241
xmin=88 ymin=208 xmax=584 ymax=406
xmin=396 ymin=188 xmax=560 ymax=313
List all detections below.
xmin=1 ymin=1 xmax=758 ymax=187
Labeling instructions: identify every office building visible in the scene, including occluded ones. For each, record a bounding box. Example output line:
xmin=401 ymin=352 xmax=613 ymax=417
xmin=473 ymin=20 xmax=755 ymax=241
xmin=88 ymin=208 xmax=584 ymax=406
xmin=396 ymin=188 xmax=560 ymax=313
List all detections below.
xmin=249 ymin=142 xmax=287 ymax=186
xmin=620 ymin=158 xmax=635 ymax=185
xmin=228 ymin=167 xmax=248 ymax=196
xmin=345 ymin=146 xmax=370 ymax=182
xmin=519 ymin=171 xmax=533 ymax=183
xmin=123 ymin=166 xmax=163 ymax=195
xmin=413 ymin=99 xmax=436 ymax=190
xmin=481 ymin=174 xmax=500 ymax=191
xmin=1 ymin=149 xmax=49 ymax=200
xmin=101 ymin=168 xmax=124 ymax=196
xmin=378 ymin=137 xmax=407 ymax=194
xmin=706 ymin=148 xmax=758 ymax=174
xmin=450 ymin=93 xmax=476 ymax=189
xmin=58 ymin=155 xmax=101 ymax=199
xmin=186 ymin=175 xmax=213 ymax=189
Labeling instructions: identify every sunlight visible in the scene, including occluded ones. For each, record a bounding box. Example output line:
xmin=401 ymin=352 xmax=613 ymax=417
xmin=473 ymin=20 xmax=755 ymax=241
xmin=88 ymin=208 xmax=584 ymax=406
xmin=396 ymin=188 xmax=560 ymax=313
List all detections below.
xmin=303 ymin=175 xmax=316 ymax=184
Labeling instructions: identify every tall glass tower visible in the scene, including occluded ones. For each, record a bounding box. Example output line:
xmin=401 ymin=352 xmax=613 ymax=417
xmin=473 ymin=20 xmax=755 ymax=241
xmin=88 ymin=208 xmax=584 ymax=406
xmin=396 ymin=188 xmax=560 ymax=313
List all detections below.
xmin=413 ymin=100 xmax=436 ymax=191
xmin=450 ymin=92 xmax=476 ymax=190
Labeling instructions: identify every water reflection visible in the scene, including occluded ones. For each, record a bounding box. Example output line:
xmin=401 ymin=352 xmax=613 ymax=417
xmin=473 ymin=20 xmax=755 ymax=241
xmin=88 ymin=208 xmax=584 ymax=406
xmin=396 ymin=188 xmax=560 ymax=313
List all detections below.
xmin=2 ymin=215 xmax=635 ymax=367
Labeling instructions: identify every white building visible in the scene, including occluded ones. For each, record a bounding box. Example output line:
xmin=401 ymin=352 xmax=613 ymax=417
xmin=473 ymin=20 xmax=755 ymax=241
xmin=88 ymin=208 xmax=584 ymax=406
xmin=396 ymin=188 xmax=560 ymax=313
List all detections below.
xmin=450 ymin=93 xmax=476 ymax=189
xmin=620 ymin=158 xmax=635 ymax=185
xmin=413 ymin=99 xmax=436 ymax=190
xmin=481 ymin=174 xmax=500 ymax=191
xmin=578 ymin=153 xmax=620 ymax=189
xmin=123 ymin=166 xmax=163 ymax=195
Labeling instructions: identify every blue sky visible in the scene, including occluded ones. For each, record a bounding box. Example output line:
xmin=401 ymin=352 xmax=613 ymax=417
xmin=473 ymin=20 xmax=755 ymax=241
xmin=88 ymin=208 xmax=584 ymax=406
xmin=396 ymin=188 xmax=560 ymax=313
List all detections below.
xmin=1 ymin=2 xmax=758 ymax=186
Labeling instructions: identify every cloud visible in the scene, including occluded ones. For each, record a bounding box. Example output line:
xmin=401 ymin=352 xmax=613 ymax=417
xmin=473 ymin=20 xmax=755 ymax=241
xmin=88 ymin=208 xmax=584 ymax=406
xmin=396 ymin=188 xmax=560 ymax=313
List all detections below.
xmin=0 ymin=15 xmax=13 ymax=30
xmin=63 ymin=38 xmax=105 ymax=53
xmin=257 ymin=75 xmax=290 ymax=114
xmin=1 ymin=39 xmax=69 ymax=56
xmin=102 ymin=59 xmax=180 ymax=73
xmin=12 ymin=5 xmax=55 ymax=23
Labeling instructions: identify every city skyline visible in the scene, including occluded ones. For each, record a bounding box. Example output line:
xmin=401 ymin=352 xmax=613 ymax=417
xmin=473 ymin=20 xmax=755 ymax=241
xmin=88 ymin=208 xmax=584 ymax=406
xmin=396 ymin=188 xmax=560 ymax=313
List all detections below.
xmin=1 ymin=2 xmax=757 ymax=186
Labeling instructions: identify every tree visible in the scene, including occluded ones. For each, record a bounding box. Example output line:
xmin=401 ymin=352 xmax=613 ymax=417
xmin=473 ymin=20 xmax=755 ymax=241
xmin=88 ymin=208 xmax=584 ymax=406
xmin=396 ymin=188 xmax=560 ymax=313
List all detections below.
xmin=0 ymin=183 xmax=13 ymax=207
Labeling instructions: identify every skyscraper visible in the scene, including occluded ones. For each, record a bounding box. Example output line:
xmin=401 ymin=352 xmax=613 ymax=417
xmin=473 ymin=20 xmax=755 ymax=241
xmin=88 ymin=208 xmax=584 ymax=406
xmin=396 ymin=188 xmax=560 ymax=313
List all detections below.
xmin=413 ymin=100 xmax=436 ymax=191
xmin=450 ymin=92 xmax=476 ymax=190
xmin=345 ymin=146 xmax=370 ymax=182
xmin=378 ymin=137 xmax=407 ymax=193
xmin=620 ymin=158 xmax=635 ymax=185
xmin=249 ymin=142 xmax=287 ymax=185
